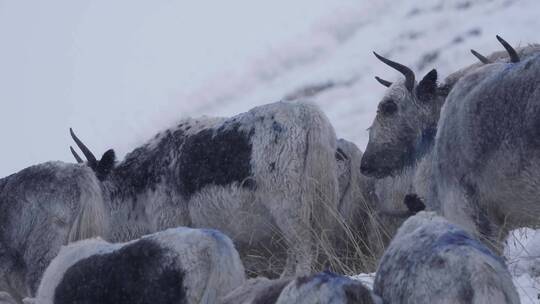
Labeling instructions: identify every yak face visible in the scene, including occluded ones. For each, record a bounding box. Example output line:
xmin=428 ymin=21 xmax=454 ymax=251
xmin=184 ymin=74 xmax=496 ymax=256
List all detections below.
xmin=361 ymin=56 xmax=441 ymax=178
xmin=361 ymin=81 xmax=419 ymax=178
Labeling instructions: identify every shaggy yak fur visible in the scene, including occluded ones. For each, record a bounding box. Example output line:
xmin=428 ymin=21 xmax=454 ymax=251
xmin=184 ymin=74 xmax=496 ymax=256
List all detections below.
xmin=29 ymin=227 xmax=245 ymax=304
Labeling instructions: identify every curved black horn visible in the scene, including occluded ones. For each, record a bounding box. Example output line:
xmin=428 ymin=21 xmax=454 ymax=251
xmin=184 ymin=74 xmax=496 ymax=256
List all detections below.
xmin=373 ymin=52 xmax=415 ymax=92
xmin=375 ymin=76 xmax=393 ymax=87
xmin=496 ymin=35 xmax=520 ymax=63
xmin=70 ymin=128 xmax=98 ymax=166
xmin=70 ymin=146 xmax=84 ymax=163
xmin=470 ymin=49 xmax=492 ymax=64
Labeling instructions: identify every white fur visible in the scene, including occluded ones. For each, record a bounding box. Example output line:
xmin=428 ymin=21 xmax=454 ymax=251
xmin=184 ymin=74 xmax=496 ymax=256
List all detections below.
xmin=104 ymin=101 xmax=340 ymax=277
xmin=34 ymin=227 xmax=245 ymax=304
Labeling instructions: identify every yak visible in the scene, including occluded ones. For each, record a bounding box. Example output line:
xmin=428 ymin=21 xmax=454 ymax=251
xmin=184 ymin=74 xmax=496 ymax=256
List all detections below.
xmin=29 ymin=227 xmax=245 ymax=304
xmin=360 ymin=36 xmax=540 ymax=249
xmin=220 ymin=271 xmax=380 ymax=304
xmin=374 ymin=212 xmax=519 ymax=304
xmin=1 ymin=101 xmax=348 ymax=302
xmin=70 ymin=101 xmax=340 ymax=277
xmin=0 ymin=162 xmax=107 ymax=303
xmin=433 ymin=39 xmax=540 ymax=248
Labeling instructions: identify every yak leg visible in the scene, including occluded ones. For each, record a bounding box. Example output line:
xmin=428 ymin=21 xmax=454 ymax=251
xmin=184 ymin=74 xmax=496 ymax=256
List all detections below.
xmin=440 ymin=181 xmax=503 ymax=253
xmin=274 ymin=211 xmax=314 ymax=278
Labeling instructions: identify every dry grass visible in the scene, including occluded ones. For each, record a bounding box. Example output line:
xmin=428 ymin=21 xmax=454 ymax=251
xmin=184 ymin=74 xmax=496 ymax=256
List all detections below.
xmin=241 ymin=179 xmax=400 ymax=278
xmin=306 ymin=185 xmax=394 ymax=276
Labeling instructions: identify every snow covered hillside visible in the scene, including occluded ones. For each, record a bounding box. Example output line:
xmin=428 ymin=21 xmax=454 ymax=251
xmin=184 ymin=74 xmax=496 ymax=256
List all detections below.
xmin=184 ymin=0 xmax=540 ymax=149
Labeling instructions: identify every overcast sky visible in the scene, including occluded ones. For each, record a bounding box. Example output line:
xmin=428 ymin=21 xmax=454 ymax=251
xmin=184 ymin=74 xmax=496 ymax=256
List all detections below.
xmin=0 ymin=1 xmax=355 ymax=177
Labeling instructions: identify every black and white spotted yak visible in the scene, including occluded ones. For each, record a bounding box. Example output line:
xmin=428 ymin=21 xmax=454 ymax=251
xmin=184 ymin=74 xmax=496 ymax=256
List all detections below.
xmin=28 ymin=227 xmax=245 ymax=304
xmin=1 ymin=101 xmax=371 ymax=302
xmin=361 ymin=35 xmax=540 ymax=251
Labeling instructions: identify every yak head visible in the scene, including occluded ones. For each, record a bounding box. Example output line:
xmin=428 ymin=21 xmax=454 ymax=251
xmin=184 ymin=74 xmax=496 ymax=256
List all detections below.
xmin=360 ymin=53 xmax=444 ymax=178
xmin=69 ymin=128 xmax=116 ymax=181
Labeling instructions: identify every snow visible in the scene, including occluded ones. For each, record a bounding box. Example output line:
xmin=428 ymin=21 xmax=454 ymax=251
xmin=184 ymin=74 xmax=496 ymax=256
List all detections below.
xmin=349 ymin=273 xmax=376 ymax=290
xmin=505 ymin=229 xmax=540 ymax=303
xmin=180 ymin=0 xmax=540 ymax=150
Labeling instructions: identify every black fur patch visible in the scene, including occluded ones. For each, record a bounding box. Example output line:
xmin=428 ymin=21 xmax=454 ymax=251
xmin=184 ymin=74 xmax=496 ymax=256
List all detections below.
xmin=112 ymin=128 xmax=187 ymax=196
xmin=404 ymin=193 xmax=426 ymax=214
xmin=178 ymin=123 xmax=254 ymax=199
xmin=414 ymin=127 xmax=436 ymax=161
xmin=343 ymin=283 xmax=374 ymax=304
xmin=54 ymin=239 xmax=186 ymax=304
xmin=252 ymin=280 xmax=290 ymax=304
xmin=458 ymin=279 xmax=475 ymax=303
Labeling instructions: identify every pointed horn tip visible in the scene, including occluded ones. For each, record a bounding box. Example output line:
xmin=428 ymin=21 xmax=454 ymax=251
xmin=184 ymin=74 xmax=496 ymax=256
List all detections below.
xmin=495 ymin=35 xmax=520 ymax=63
xmin=69 ymin=127 xmax=98 ymax=164
xmin=70 ymin=146 xmax=84 ymax=164
xmin=495 ymin=34 xmax=509 ymax=46
xmin=470 ymin=49 xmax=492 ymax=64
xmin=375 ymin=76 xmax=392 ymax=87
xmin=372 ymin=51 xmax=415 ymax=92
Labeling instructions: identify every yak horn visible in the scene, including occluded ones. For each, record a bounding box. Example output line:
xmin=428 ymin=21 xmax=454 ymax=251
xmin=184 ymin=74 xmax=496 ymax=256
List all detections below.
xmin=496 ymin=35 xmax=520 ymax=63
xmin=373 ymin=52 xmax=415 ymax=92
xmin=470 ymin=49 xmax=492 ymax=64
xmin=375 ymin=76 xmax=393 ymax=87
xmin=70 ymin=146 xmax=84 ymax=163
xmin=69 ymin=128 xmax=97 ymax=166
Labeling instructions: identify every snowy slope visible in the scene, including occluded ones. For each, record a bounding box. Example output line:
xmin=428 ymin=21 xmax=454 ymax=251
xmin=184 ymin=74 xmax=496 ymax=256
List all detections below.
xmin=180 ymin=0 xmax=540 ymax=150
xmin=3 ymin=0 xmax=539 ymax=177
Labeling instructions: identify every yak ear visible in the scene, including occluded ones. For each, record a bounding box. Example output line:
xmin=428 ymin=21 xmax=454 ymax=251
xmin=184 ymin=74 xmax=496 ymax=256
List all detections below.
xmin=416 ymin=69 xmax=438 ymax=102
xmin=96 ymin=149 xmax=116 ymax=180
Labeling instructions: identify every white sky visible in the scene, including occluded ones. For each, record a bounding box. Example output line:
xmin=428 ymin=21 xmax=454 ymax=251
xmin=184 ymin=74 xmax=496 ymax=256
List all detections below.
xmin=0 ymin=1 xmax=354 ymax=177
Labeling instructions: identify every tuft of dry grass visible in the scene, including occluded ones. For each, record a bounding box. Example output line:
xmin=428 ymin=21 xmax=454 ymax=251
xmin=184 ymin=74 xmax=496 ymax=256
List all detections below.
xmin=241 ymin=179 xmax=399 ymax=278
xmin=306 ymin=184 xmax=394 ymax=276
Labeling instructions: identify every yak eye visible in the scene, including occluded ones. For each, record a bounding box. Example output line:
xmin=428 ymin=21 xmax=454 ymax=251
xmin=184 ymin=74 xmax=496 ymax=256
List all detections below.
xmin=378 ymin=99 xmax=398 ymax=116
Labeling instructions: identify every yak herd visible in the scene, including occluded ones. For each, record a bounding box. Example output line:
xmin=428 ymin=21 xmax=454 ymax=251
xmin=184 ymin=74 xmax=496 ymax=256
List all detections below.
xmin=0 ymin=35 xmax=539 ymax=303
